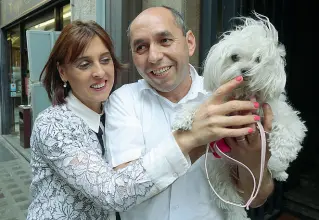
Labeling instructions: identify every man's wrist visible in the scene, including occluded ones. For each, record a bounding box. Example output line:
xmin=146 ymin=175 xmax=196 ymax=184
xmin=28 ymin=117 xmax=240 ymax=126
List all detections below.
xmin=238 ymin=164 xmax=271 ymax=182
xmin=173 ymin=130 xmax=196 ymax=154
xmin=234 ymin=164 xmax=274 ymax=207
xmin=238 ymin=165 xmax=274 ymax=194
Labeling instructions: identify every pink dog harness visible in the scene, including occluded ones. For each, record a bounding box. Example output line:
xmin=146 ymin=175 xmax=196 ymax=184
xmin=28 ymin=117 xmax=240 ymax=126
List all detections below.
xmin=210 ymin=139 xmax=231 ymax=158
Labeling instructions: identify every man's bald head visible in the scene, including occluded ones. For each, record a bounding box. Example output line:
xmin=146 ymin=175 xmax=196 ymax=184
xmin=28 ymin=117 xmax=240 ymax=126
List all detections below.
xmin=127 ymin=6 xmax=187 ymax=40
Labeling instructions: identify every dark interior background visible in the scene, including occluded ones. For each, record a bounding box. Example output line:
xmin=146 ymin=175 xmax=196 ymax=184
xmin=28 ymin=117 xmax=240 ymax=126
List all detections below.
xmin=200 ymin=0 xmax=317 ymax=219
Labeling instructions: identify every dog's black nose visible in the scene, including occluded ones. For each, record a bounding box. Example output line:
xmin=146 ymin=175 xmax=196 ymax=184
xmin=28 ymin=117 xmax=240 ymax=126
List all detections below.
xmin=241 ymin=69 xmax=249 ymax=74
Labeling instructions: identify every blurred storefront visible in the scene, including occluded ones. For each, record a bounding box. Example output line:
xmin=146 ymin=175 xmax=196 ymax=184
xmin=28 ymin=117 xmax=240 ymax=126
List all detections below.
xmin=0 ymin=0 xmax=70 ymax=136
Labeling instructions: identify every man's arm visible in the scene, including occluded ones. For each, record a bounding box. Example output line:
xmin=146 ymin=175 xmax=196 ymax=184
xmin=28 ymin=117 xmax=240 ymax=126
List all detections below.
xmin=105 ymin=85 xmax=193 ymax=171
xmin=105 ymin=77 xmax=261 ymax=170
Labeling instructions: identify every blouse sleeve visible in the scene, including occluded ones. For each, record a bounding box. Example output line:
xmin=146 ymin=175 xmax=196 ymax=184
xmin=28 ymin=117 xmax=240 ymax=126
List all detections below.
xmin=32 ymin=111 xmax=190 ymax=212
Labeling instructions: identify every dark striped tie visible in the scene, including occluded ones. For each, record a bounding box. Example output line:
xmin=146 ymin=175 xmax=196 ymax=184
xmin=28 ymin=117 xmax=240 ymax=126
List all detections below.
xmin=96 ymin=114 xmax=105 ymax=156
xmin=97 ymin=114 xmax=121 ymax=220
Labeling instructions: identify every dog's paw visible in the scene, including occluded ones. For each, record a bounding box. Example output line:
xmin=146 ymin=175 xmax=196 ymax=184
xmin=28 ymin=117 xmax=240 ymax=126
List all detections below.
xmin=172 ymin=103 xmax=199 ymax=131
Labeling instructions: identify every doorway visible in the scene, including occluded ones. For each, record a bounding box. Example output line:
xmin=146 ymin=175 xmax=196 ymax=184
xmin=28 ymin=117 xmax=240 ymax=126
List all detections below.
xmin=199 ymin=0 xmax=318 ymax=219
xmin=277 ymin=1 xmax=318 ymax=219
xmin=6 ymin=26 xmax=21 ymax=135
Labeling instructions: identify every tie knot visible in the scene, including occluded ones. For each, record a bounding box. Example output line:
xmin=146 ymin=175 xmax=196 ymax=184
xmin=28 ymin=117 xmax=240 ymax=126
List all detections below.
xmin=100 ymin=113 xmax=105 ymax=127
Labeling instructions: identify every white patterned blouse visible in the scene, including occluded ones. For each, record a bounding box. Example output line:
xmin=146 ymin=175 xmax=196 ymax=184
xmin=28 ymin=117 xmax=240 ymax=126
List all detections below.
xmin=26 ymin=93 xmax=190 ymax=220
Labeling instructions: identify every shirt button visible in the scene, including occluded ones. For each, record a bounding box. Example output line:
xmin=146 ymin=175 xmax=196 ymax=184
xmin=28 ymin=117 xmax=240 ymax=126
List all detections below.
xmin=173 ymin=173 xmax=178 ymax=178
xmin=174 ymin=205 xmax=179 ymax=210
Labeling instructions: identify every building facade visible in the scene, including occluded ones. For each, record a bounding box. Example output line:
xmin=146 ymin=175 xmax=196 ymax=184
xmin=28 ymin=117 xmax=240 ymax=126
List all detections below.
xmin=0 ymin=0 xmax=202 ymax=135
xmin=1 ymin=0 xmax=312 ymax=219
xmin=0 ymin=0 xmax=71 ymax=135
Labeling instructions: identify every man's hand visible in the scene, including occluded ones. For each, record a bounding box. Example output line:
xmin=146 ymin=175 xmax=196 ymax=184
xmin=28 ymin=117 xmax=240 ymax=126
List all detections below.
xmin=174 ymin=76 xmax=260 ymax=155
xmin=188 ymin=145 xmax=206 ymax=164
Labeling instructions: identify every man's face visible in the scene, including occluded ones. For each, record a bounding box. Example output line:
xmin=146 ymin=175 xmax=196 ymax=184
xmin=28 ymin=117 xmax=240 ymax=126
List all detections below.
xmin=129 ymin=8 xmax=196 ymax=94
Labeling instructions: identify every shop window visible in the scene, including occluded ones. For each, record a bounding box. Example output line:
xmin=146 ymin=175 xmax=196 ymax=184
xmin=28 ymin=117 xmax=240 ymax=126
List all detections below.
xmin=7 ymin=27 xmax=22 ymax=134
xmin=26 ymin=10 xmax=55 ymax=31
xmin=25 ymin=13 xmax=56 ymax=113
xmin=28 ymin=19 xmax=55 ymax=31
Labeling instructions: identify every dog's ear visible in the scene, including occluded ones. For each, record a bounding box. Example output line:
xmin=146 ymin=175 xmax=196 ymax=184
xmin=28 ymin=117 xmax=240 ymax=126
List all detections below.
xmin=202 ymin=44 xmax=223 ymax=92
xmin=277 ymin=43 xmax=286 ymax=58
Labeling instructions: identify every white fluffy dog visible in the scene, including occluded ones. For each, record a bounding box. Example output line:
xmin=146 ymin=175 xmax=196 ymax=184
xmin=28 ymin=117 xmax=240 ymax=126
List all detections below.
xmin=172 ymin=12 xmax=307 ymax=220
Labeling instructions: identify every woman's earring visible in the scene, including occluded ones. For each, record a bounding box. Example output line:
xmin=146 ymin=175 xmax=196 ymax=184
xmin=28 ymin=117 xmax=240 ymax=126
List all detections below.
xmin=63 ymin=81 xmax=68 ymax=97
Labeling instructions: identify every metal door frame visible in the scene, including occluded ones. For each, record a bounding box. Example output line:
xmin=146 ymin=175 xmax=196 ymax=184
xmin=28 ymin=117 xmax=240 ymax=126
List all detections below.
xmin=0 ymin=29 xmax=13 ymax=134
xmin=96 ymin=0 xmax=143 ymax=88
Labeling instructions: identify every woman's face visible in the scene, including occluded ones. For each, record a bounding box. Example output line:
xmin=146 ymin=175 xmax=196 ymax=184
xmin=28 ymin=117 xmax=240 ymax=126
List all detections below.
xmin=59 ymin=36 xmax=114 ymax=113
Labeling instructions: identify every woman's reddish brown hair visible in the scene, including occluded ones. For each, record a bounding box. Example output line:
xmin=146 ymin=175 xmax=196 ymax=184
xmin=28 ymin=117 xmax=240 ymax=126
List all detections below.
xmin=40 ymin=20 xmax=124 ymax=105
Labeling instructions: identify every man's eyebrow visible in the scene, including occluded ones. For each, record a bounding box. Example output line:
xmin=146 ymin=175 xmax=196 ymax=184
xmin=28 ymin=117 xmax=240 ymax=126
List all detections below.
xmin=132 ymin=39 xmax=145 ymax=48
xmin=156 ymin=31 xmax=173 ymax=38
xmin=132 ymin=31 xmax=174 ymax=48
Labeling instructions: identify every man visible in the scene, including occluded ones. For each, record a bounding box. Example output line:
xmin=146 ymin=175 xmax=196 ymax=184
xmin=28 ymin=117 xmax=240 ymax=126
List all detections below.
xmin=105 ymin=6 xmax=274 ymax=220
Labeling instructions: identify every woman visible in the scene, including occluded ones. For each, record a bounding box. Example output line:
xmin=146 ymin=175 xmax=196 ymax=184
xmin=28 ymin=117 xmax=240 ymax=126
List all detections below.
xmin=27 ymin=20 xmax=192 ymax=220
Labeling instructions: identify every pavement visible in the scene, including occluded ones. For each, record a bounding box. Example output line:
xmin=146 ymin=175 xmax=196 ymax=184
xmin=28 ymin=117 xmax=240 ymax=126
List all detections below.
xmin=0 ymin=134 xmax=32 ymax=220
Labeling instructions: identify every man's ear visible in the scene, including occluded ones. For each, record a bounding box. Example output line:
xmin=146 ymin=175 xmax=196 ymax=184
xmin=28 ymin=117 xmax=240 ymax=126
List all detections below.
xmin=57 ymin=62 xmax=67 ymax=82
xmin=186 ymin=30 xmax=196 ymax=57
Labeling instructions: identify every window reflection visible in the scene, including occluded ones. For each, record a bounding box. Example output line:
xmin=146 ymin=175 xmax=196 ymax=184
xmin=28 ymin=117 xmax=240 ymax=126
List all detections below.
xmin=7 ymin=27 xmax=22 ymax=133
xmin=28 ymin=18 xmax=55 ymax=31
xmin=63 ymin=4 xmax=71 ymax=27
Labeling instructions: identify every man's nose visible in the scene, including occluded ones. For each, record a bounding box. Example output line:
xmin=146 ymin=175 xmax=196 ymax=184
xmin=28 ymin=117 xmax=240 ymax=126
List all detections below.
xmin=148 ymin=44 xmax=163 ymax=63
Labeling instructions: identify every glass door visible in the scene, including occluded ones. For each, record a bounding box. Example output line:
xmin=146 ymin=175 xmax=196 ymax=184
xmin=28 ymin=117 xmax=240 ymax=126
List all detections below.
xmin=6 ymin=26 xmax=21 ymax=134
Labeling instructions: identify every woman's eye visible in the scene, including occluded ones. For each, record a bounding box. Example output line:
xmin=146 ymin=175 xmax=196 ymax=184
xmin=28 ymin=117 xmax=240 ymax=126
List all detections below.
xmin=78 ymin=61 xmax=90 ymax=69
xmin=101 ymin=57 xmax=110 ymax=64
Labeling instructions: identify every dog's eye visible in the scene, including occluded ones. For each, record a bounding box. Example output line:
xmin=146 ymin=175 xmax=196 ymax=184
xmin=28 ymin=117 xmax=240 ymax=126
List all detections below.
xmin=255 ymin=56 xmax=261 ymax=63
xmin=231 ymin=54 xmax=239 ymax=62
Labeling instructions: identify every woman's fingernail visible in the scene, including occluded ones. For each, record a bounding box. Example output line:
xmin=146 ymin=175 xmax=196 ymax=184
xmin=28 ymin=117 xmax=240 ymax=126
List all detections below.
xmin=254 ymin=102 xmax=259 ymax=108
xmin=254 ymin=115 xmax=260 ymax=121
xmin=248 ymin=128 xmax=254 ymax=134
xmin=236 ymin=76 xmax=243 ymax=82
xmin=263 ymin=103 xmax=269 ymax=108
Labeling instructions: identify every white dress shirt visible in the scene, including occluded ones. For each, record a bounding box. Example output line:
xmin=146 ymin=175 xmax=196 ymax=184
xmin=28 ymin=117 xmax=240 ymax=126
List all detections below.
xmin=105 ymin=65 xmax=225 ymax=220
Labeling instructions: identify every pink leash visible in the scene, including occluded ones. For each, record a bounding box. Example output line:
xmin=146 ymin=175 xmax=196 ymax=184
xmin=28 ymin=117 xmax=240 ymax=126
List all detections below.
xmin=204 ymin=121 xmax=267 ymax=210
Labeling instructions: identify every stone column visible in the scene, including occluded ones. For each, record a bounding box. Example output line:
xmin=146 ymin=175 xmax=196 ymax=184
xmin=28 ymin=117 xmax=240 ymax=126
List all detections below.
xmin=185 ymin=0 xmax=201 ymax=69
xmin=142 ymin=0 xmax=183 ymax=12
xmin=71 ymin=0 xmax=97 ymax=22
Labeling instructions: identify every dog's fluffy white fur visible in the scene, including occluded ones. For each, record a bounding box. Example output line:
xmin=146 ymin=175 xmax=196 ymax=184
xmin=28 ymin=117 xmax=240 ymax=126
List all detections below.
xmin=172 ymin=12 xmax=307 ymax=220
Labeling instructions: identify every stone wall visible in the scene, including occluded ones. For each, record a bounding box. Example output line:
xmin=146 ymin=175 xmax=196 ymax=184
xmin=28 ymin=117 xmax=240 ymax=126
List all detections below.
xmin=71 ymin=0 xmax=96 ymax=22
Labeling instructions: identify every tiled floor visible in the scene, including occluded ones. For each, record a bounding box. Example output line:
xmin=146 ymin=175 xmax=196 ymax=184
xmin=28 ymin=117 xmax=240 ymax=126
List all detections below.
xmin=0 ymin=135 xmax=313 ymax=220
xmin=0 ymin=136 xmax=32 ymax=220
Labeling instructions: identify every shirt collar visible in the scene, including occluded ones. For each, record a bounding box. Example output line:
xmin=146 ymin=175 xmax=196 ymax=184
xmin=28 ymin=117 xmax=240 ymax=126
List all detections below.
xmin=185 ymin=64 xmax=209 ymax=101
xmin=137 ymin=64 xmax=208 ymax=100
xmin=65 ymin=91 xmax=102 ymax=133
